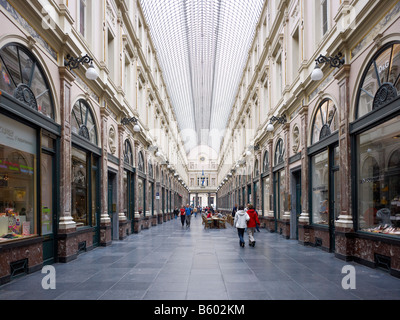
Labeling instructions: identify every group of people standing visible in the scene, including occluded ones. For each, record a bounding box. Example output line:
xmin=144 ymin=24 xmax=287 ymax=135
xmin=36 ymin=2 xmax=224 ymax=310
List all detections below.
xmin=232 ymin=203 xmax=260 ymax=248
xmin=172 ymin=203 xmax=261 ymax=248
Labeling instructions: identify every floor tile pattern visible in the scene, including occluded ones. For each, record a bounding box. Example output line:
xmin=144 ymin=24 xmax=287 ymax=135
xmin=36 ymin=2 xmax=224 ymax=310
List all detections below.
xmin=1 ymin=217 xmax=399 ymax=300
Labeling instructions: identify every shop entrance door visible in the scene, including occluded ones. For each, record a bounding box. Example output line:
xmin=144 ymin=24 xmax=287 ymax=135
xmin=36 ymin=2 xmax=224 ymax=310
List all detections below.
xmin=290 ymin=170 xmax=302 ymax=240
xmin=108 ymin=172 xmax=118 ymax=241
xmin=329 ymin=145 xmax=340 ymax=252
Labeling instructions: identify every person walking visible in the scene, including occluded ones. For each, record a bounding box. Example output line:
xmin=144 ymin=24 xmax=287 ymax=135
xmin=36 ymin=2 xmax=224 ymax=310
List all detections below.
xmin=232 ymin=204 xmax=238 ymax=218
xmin=185 ymin=204 xmax=193 ymax=228
xmin=180 ymin=205 xmax=186 ymax=227
xmin=173 ymin=207 xmax=179 ymax=219
xmin=234 ymin=205 xmax=250 ymax=247
xmin=246 ymin=204 xmax=260 ymax=247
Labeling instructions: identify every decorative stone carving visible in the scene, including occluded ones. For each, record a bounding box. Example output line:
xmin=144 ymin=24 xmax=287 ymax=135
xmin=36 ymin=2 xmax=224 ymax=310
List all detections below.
xmin=292 ymin=126 xmax=300 ymax=154
xmin=109 ymin=126 xmax=117 ymax=154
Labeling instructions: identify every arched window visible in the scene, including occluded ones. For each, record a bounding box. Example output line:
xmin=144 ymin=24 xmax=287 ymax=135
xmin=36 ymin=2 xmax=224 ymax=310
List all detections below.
xmin=148 ymin=161 xmax=153 ymax=178
xmin=0 ymin=43 xmax=54 ymax=118
xmin=311 ymin=99 xmax=338 ymax=145
xmin=356 ymin=42 xmax=400 ymax=119
xmin=138 ymin=151 xmax=145 ymax=172
xmin=274 ymin=138 xmax=285 ymax=166
xmin=254 ymin=159 xmax=259 ymax=176
xmin=263 ymin=150 xmax=270 ymax=172
xmin=71 ymin=99 xmax=98 ymax=145
xmin=124 ymin=140 xmax=133 ymax=165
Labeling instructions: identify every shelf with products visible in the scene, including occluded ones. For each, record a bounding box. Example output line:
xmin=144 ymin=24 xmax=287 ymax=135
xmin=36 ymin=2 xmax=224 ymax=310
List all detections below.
xmin=0 ymin=208 xmax=36 ymax=242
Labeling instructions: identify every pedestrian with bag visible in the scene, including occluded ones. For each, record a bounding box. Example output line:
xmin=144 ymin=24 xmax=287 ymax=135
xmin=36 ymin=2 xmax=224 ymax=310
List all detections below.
xmin=234 ymin=205 xmax=250 ymax=247
xmin=180 ymin=205 xmax=186 ymax=227
xmin=246 ymin=204 xmax=260 ymax=247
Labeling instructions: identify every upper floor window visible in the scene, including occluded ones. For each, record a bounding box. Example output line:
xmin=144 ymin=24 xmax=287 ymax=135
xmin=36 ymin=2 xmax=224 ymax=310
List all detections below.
xmin=124 ymin=140 xmax=133 ymax=165
xmin=356 ymin=42 xmax=400 ymax=119
xmin=138 ymin=151 xmax=145 ymax=173
xmin=321 ymin=0 xmax=329 ymax=36
xmin=274 ymin=138 xmax=285 ymax=166
xmin=0 ymin=43 xmax=54 ymax=119
xmin=71 ymin=99 xmax=98 ymax=145
xmin=311 ymin=99 xmax=338 ymax=145
xmin=263 ymin=150 xmax=270 ymax=173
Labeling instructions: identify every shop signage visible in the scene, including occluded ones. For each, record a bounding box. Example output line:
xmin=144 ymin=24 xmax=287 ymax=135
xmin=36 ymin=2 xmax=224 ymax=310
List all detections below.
xmin=0 ymin=113 xmax=36 ymax=154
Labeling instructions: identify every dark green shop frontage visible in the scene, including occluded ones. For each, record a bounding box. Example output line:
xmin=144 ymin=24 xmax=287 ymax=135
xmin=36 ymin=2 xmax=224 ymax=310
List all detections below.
xmin=0 ymin=42 xmax=62 ymax=284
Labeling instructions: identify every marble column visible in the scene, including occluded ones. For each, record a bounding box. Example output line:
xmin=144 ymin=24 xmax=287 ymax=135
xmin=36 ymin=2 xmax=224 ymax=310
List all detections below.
xmin=118 ymin=124 xmax=128 ymax=239
xmin=99 ymin=107 xmax=111 ymax=246
xmin=58 ymin=66 xmax=76 ymax=232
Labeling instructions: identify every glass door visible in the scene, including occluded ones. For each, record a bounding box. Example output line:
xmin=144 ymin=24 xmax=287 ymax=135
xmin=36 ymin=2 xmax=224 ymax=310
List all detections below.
xmin=329 ymin=145 xmax=340 ymax=252
xmin=41 ymin=132 xmax=56 ymax=265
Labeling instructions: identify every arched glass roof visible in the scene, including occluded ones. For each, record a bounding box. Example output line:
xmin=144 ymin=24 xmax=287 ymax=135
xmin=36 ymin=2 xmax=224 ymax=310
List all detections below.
xmin=140 ymin=0 xmax=264 ymax=154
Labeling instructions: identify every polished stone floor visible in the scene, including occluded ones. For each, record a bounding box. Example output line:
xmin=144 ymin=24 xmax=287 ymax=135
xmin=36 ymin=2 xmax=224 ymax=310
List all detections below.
xmin=1 ymin=216 xmax=400 ymax=300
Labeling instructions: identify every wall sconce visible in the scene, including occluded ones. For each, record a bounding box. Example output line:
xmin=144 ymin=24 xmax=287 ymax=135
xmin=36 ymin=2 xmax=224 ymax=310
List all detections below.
xmin=267 ymin=115 xmax=287 ymax=132
xmin=311 ymin=53 xmax=345 ymax=81
xmin=121 ymin=116 xmax=141 ymax=133
xmin=64 ymin=54 xmax=98 ymax=80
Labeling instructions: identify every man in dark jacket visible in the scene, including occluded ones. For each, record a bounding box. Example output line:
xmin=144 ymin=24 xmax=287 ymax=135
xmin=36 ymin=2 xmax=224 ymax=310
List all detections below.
xmin=232 ymin=204 xmax=238 ymax=218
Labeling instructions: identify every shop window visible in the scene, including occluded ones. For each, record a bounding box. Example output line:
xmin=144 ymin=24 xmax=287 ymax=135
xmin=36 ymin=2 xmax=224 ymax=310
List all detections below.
xmin=311 ymin=150 xmax=329 ymax=225
xmin=311 ymin=99 xmax=338 ymax=145
xmin=0 ymin=114 xmax=37 ymax=242
xmin=357 ymin=115 xmax=400 ymax=236
xmin=71 ymin=99 xmax=98 ymax=145
xmin=138 ymin=178 xmax=144 ymax=214
xmin=356 ymin=42 xmax=400 ymax=119
xmin=0 ymin=43 xmax=54 ymax=119
xmin=263 ymin=176 xmax=271 ymax=214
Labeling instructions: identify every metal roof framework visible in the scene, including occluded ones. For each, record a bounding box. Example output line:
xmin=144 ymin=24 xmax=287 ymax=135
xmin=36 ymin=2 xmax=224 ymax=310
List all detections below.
xmin=140 ymin=0 xmax=264 ymax=153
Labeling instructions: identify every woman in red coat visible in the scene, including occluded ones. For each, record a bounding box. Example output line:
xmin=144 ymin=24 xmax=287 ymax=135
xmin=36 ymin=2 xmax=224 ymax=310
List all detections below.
xmin=246 ymin=204 xmax=260 ymax=247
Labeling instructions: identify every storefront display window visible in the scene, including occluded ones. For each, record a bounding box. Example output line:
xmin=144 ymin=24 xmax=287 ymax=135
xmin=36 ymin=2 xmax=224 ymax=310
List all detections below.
xmin=263 ymin=176 xmax=271 ymax=215
xmin=148 ymin=182 xmax=153 ymax=215
xmin=311 ymin=150 xmax=329 ymax=225
xmin=0 ymin=113 xmax=37 ymax=241
xmin=138 ymin=178 xmax=144 ymax=214
xmin=71 ymin=147 xmax=88 ymax=227
xmin=357 ymin=116 xmax=400 ymax=236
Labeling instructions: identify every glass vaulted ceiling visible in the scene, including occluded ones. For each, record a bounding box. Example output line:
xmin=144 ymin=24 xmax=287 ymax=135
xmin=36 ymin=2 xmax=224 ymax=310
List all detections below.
xmin=140 ymin=0 xmax=264 ymax=154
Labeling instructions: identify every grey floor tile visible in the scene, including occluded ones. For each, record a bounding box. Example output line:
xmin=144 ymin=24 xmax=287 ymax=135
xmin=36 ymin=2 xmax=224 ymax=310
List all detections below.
xmin=1 ymin=217 xmax=400 ymax=301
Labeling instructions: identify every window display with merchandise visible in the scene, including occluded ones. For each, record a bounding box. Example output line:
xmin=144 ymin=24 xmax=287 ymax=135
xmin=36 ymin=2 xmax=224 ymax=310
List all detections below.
xmin=0 ymin=115 xmax=37 ymax=242
xmin=355 ymin=41 xmax=400 ymax=237
xmin=357 ymin=116 xmax=400 ymax=236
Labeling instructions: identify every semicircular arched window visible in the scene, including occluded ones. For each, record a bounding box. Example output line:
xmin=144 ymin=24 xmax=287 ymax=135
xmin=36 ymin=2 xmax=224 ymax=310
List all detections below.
xmin=0 ymin=43 xmax=54 ymax=119
xmin=274 ymin=139 xmax=285 ymax=166
xmin=124 ymin=140 xmax=133 ymax=165
xmin=356 ymin=42 xmax=400 ymax=119
xmin=263 ymin=150 xmax=270 ymax=173
xmin=311 ymin=99 xmax=338 ymax=145
xmin=71 ymin=99 xmax=98 ymax=145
